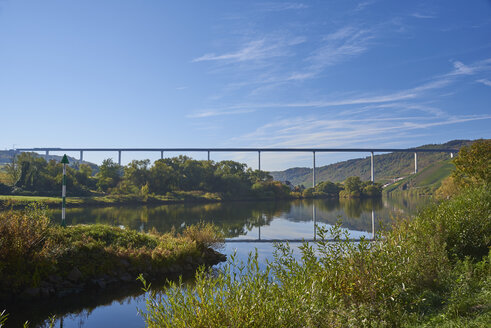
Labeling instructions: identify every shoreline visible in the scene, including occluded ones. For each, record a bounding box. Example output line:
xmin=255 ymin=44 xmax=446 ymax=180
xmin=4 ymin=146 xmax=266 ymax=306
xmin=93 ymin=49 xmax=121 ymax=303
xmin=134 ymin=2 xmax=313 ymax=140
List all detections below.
xmin=0 ymin=193 xmax=381 ymax=210
xmin=0 ymin=246 xmax=226 ymax=307
xmin=0 ymin=215 xmax=227 ymax=307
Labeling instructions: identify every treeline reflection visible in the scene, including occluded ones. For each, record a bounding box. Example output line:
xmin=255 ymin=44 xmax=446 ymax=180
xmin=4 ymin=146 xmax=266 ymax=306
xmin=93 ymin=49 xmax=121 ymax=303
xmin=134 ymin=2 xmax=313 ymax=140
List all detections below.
xmin=47 ymin=196 xmax=424 ymax=238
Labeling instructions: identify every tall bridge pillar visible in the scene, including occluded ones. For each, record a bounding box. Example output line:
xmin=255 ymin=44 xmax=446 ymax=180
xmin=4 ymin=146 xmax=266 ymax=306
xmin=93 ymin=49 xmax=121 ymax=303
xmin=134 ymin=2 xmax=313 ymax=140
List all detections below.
xmin=207 ymin=150 xmax=210 ymax=161
xmin=414 ymin=152 xmax=418 ymax=174
xmin=45 ymin=150 xmax=49 ymax=161
xmin=312 ymin=151 xmax=316 ymax=187
xmin=80 ymin=150 xmax=83 ymax=163
xmin=160 ymin=150 xmax=164 ymax=160
xmin=258 ymin=151 xmax=261 ymax=171
xmin=118 ymin=150 xmax=122 ymax=166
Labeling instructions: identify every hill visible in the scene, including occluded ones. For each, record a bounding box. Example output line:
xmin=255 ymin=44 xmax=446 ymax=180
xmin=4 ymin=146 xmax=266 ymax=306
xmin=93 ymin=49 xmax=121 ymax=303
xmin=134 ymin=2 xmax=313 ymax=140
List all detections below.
xmin=0 ymin=150 xmax=98 ymax=170
xmin=270 ymin=140 xmax=473 ymax=187
xmin=383 ymin=159 xmax=455 ymax=195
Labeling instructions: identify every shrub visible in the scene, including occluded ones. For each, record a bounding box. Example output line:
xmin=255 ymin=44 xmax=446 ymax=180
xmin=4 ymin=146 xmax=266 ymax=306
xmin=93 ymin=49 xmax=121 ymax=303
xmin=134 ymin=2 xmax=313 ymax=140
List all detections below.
xmin=141 ymin=186 xmax=491 ymax=327
xmin=424 ymin=185 xmax=491 ymax=261
xmin=181 ymin=221 xmax=224 ymax=249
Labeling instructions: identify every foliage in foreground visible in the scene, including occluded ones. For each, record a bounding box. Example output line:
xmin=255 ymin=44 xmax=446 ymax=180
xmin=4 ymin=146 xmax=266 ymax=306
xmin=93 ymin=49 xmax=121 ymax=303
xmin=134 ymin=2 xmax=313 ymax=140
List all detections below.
xmin=0 ymin=204 xmax=224 ymax=296
xmin=141 ymin=186 xmax=491 ymax=327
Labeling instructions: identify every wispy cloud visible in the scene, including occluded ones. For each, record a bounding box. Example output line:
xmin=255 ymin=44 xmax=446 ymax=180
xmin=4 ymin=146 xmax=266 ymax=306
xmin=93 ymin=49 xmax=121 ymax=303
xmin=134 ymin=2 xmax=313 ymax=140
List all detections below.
xmin=187 ymin=108 xmax=255 ymax=118
xmin=448 ymin=58 xmax=491 ymax=76
xmin=192 ymin=37 xmax=305 ymax=63
xmin=355 ymin=1 xmax=376 ymax=12
xmin=256 ymin=2 xmax=309 ymax=12
xmin=188 ymin=57 xmax=491 ymax=118
xmin=235 ymin=114 xmax=491 ymax=149
xmin=308 ymin=26 xmax=374 ymax=71
xmin=477 ymin=78 xmax=491 ymax=87
xmin=411 ymin=13 xmax=436 ymax=19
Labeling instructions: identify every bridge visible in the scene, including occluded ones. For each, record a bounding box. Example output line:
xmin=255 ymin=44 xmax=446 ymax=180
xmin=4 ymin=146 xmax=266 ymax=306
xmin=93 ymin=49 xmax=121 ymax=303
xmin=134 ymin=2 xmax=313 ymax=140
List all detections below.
xmin=11 ymin=147 xmax=458 ymax=187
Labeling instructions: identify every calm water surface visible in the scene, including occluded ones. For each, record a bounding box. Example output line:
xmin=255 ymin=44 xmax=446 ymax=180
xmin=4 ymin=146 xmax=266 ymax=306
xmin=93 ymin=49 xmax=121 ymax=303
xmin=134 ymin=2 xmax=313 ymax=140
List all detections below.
xmin=5 ymin=195 xmax=431 ymax=327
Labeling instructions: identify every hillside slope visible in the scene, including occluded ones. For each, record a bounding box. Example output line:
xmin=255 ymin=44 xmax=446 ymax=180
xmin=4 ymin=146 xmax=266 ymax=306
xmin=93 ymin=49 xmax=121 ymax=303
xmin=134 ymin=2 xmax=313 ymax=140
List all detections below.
xmin=384 ymin=159 xmax=455 ymax=195
xmin=270 ymin=140 xmax=472 ymax=187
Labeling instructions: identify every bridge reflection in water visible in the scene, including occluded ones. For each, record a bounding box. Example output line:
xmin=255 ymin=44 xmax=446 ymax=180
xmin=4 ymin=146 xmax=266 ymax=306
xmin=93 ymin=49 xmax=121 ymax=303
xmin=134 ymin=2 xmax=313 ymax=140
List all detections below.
xmin=225 ymin=204 xmax=375 ymax=243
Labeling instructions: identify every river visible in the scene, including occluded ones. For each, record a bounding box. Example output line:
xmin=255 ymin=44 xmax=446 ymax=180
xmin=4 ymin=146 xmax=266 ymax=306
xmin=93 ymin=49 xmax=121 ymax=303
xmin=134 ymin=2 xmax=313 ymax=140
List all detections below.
xmin=3 ymin=195 xmax=431 ymax=327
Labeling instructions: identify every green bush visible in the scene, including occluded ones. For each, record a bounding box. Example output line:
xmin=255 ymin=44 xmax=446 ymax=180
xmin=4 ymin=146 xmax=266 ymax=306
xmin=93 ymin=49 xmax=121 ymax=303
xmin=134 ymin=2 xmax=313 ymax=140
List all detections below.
xmin=422 ymin=185 xmax=490 ymax=260
xmin=0 ymin=206 xmax=224 ymax=297
xmin=141 ymin=186 xmax=491 ymax=327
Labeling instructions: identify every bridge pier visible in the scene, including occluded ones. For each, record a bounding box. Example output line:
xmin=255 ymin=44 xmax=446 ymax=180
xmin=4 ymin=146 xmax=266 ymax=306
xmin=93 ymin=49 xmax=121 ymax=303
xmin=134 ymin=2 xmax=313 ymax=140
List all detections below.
xmin=118 ymin=150 xmax=122 ymax=166
xmin=414 ymin=152 xmax=418 ymax=174
xmin=80 ymin=150 xmax=83 ymax=163
xmin=45 ymin=150 xmax=49 ymax=161
xmin=160 ymin=150 xmax=164 ymax=160
xmin=313 ymin=203 xmax=317 ymax=241
xmin=312 ymin=151 xmax=316 ymax=187
xmin=258 ymin=151 xmax=261 ymax=171
xmin=372 ymin=210 xmax=375 ymax=239
xmin=207 ymin=150 xmax=210 ymax=161
xmin=370 ymin=151 xmax=374 ymax=183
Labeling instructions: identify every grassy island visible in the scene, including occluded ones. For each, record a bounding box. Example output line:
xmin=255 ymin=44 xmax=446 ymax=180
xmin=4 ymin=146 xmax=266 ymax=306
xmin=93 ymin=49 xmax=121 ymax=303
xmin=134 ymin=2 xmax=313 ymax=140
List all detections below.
xmin=0 ymin=205 xmax=225 ymax=306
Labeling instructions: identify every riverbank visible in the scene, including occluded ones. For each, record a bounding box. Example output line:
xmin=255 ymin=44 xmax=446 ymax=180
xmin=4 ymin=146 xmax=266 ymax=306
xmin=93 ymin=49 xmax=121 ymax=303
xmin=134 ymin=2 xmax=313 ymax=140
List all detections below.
xmin=0 ymin=190 xmax=383 ymax=210
xmin=0 ymin=207 xmax=225 ymax=307
xmin=0 ymin=192 xmax=223 ymax=209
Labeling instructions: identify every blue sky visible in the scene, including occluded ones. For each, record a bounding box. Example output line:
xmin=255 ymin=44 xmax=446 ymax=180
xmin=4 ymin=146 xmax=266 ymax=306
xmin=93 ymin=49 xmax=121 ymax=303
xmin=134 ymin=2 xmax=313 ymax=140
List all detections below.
xmin=0 ymin=0 xmax=490 ymax=170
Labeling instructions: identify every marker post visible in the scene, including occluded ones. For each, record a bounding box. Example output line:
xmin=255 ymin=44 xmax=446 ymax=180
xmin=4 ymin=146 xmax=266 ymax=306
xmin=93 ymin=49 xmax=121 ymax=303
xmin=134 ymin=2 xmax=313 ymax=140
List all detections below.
xmin=61 ymin=154 xmax=69 ymax=227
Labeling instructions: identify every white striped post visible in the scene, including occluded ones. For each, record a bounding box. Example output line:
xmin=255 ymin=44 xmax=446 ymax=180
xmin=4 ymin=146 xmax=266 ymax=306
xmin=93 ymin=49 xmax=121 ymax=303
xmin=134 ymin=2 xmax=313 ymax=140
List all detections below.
xmin=61 ymin=154 xmax=69 ymax=227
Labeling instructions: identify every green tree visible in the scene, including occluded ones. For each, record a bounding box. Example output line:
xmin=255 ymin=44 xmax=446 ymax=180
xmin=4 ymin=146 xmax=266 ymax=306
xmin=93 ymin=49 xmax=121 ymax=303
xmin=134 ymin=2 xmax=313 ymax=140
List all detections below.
xmin=452 ymin=139 xmax=490 ymax=187
xmin=4 ymin=153 xmax=20 ymax=186
xmin=343 ymin=176 xmax=363 ymax=194
xmin=96 ymin=159 xmax=122 ymax=192
xmin=247 ymin=169 xmax=273 ymax=183
xmin=124 ymin=159 xmax=151 ymax=188
xmin=315 ymin=181 xmax=341 ymax=197
xmin=149 ymin=159 xmax=176 ymax=193
xmin=15 ymin=152 xmax=47 ymax=190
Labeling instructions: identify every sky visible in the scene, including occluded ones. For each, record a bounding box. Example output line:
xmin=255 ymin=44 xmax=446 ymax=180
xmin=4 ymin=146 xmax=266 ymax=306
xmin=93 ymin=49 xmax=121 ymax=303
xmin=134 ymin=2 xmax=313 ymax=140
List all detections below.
xmin=0 ymin=0 xmax=490 ymax=170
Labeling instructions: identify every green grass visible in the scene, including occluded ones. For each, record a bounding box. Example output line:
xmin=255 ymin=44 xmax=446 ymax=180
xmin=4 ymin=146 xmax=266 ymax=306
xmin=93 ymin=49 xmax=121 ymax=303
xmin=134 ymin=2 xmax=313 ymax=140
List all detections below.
xmin=0 ymin=191 xmax=224 ymax=209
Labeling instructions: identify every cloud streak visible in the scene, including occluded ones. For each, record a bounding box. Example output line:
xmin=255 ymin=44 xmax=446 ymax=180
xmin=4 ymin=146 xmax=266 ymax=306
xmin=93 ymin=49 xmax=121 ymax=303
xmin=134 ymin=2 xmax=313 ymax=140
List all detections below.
xmin=192 ymin=37 xmax=305 ymax=63
xmin=188 ymin=57 xmax=491 ymax=118
xmin=477 ymin=78 xmax=491 ymax=87
xmin=235 ymin=114 xmax=491 ymax=149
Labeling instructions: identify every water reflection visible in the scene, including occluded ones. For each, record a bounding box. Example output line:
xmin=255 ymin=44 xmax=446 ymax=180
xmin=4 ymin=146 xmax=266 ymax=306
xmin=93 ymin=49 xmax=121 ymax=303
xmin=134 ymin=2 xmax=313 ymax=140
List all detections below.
xmin=46 ymin=197 xmax=392 ymax=240
xmin=3 ymin=196 xmax=429 ymax=328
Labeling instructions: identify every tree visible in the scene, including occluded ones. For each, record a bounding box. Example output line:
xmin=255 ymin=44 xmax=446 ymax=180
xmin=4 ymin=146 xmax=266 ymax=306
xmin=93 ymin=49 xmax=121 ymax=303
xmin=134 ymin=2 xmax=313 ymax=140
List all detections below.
xmin=96 ymin=159 xmax=122 ymax=192
xmin=452 ymin=139 xmax=490 ymax=187
xmin=315 ymin=181 xmax=341 ymax=197
xmin=15 ymin=152 xmax=47 ymax=190
xmin=124 ymin=159 xmax=150 ymax=189
xmin=149 ymin=160 xmax=176 ymax=193
xmin=344 ymin=176 xmax=363 ymax=194
xmin=4 ymin=153 xmax=20 ymax=186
